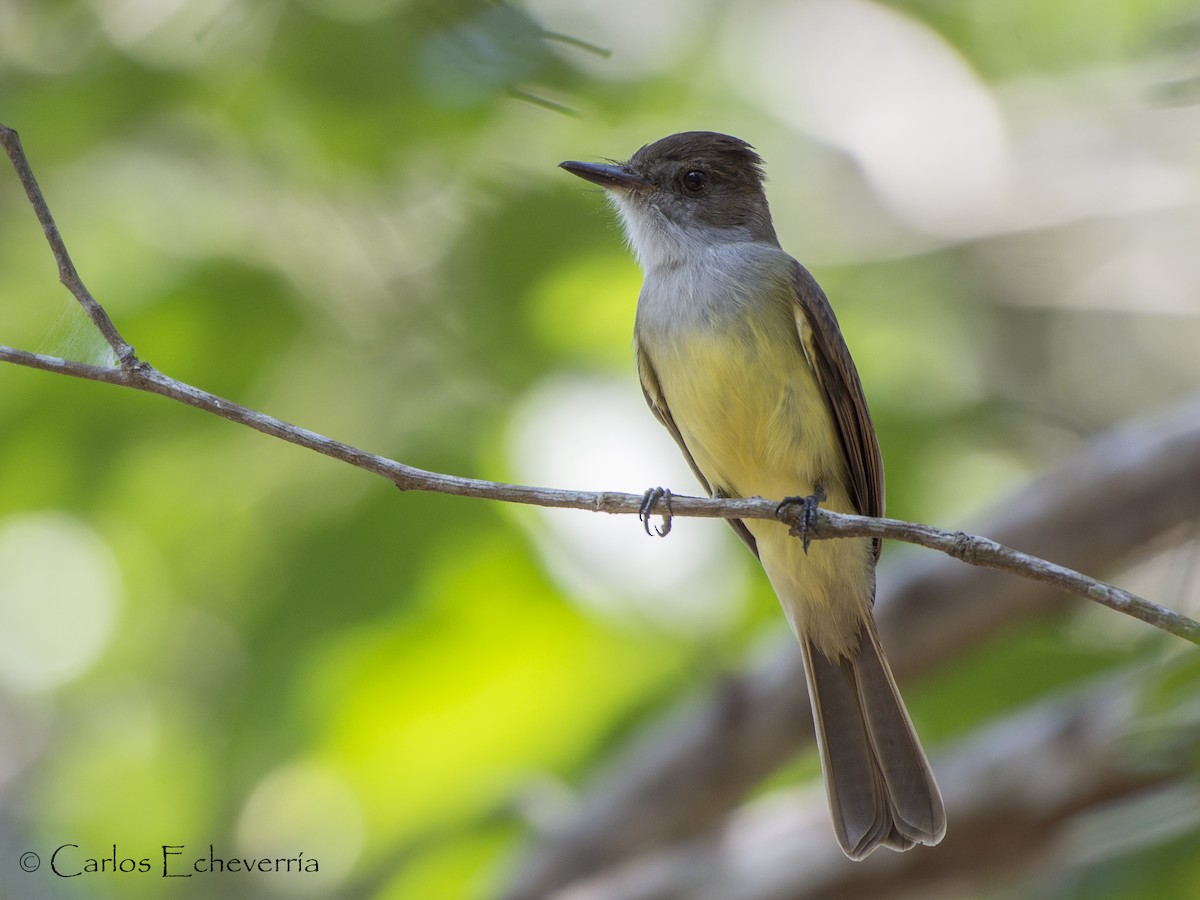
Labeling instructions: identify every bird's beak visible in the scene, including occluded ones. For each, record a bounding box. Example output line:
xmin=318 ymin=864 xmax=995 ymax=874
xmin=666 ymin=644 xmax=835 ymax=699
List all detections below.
xmin=559 ymin=160 xmax=651 ymax=192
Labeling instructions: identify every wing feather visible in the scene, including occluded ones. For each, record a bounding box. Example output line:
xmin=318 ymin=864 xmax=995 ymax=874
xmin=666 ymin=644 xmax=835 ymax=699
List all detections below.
xmin=791 ymin=262 xmax=884 ymax=558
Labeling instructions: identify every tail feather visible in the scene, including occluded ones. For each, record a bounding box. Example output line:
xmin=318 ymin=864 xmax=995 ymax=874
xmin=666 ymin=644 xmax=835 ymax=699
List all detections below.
xmin=802 ymin=619 xmax=945 ymax=859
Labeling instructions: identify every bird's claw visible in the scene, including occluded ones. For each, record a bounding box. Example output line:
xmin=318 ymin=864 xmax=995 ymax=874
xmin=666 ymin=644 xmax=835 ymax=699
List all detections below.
xmin=639 ymin=486 xmax=673 ymax=537
xmin=777 ymin=486 xmax=827 ymax=554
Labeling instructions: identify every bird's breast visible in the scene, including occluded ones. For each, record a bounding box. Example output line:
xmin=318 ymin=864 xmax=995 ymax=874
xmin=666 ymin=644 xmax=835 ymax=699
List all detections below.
xmin=636 ymin=289 xmax=846 ymax=506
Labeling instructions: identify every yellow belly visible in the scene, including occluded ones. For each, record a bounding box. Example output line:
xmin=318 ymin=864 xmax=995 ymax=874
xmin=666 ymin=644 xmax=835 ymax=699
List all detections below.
xmin=648 ymin=325 xmax=874 ymax=658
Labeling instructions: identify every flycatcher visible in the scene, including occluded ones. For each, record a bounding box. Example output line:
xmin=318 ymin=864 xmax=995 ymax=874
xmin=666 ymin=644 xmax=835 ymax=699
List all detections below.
xmin=560 ymin=132 xmax=945 ymax=859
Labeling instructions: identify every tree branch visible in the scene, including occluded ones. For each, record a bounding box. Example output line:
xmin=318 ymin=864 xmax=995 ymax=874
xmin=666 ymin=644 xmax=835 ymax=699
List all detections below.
xmin=4 ymin=341 xmax=1193 ymax=647
xmin=538 ymin=669 xmax=1191 ymax=900
xmin=0 ymin=125 xmax=135 ymax=366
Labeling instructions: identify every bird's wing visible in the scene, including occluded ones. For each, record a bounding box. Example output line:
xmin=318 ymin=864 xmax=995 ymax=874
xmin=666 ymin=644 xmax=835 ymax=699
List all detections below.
xmin=791 ymin=261 xmax=885 ymax=558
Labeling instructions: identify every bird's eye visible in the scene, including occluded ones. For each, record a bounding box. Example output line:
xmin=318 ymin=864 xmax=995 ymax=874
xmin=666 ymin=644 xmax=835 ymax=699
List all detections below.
xmin=682 ymin=170 xmax=707 ymax=193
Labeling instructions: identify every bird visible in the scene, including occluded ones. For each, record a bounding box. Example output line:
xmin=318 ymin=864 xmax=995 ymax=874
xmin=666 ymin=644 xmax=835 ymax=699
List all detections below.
xmin=559 ymin=132 xmax=946 ymax=859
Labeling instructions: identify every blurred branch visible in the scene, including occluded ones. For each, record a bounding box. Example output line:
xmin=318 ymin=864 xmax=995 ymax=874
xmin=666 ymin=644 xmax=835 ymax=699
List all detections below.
xmin=538 ymin=670 xmax=1196 ymax=900
xmin=503 ymin=394 xmax=1200 ymax=898
xmin=2 ymin=123 xmax=1194 ymax=646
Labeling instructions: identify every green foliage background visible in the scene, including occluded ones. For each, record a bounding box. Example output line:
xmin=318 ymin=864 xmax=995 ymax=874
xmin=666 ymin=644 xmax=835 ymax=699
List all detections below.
xmin=1 ymin=1 xmax=1199 ymax=897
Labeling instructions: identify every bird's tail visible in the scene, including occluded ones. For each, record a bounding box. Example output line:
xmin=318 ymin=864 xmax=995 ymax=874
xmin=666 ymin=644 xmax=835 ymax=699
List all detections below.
xmin=801 ymin=618 xmax=946 ymax=859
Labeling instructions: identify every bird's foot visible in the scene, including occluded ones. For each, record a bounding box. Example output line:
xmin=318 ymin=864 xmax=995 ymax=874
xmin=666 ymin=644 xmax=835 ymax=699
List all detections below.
xmin=777 ymin=486 xmax=827 ymax=554
xmin=639 ymin=486 xmax=673 ymax=537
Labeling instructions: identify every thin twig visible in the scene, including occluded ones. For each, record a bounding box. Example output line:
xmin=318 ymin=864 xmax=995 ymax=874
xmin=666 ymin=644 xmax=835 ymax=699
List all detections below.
xmin=2 ymin=121 xmax=1198 ymax=647
xmin=0 ymin=125 xmax=135 ymax=367
xmin=2 ymin=344 xmax=1194 ymax=646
